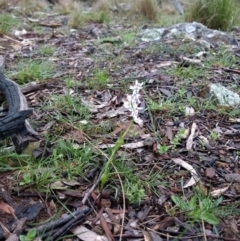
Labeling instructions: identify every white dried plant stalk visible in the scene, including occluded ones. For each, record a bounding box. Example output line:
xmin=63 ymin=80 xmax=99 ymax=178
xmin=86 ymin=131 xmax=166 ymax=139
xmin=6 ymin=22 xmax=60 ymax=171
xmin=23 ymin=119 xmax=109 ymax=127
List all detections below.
xmin=124 ymin=80 xmax=143 ymax=127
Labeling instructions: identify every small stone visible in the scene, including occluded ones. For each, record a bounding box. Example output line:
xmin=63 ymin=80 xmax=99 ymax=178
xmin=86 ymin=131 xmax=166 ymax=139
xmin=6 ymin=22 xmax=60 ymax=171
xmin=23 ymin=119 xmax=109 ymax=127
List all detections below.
xmin=205 ymin=167 xmax=216 ymax=178
xmin=225 ymin=173 xmax=240 ymax=182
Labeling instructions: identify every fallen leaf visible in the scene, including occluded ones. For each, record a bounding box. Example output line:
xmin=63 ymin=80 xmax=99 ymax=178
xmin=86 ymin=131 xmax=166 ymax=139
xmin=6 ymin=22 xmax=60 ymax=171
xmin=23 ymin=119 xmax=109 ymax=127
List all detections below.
xmin=72 ymin=225 xmax=108 ymax=241
xmin=211 ymin=186 xmax=230 ymax=198
xmin=165 ymin=126 xmax=173 ymax=141
xmin=172 ymin=158 xmax=200 ymax=188
xmin=0 ymin=201 xmax=14 ymax=215
xmin=100 ymin=214 xmax=114 ymax=241
xmin=142 ymin=230 xmax=152 ymax=241
xmin=205 ymin=168 xmax=216 ymax=178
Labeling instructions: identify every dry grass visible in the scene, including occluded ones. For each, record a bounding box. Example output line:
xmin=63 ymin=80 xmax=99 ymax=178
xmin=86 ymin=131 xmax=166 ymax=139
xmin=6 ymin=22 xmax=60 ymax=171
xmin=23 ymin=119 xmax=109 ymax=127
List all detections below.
xmin=93 ymin=0 xmax=113 ymax=11
xmin=54 ymin=0 xmax=82 ymax=15
xmin=130 ymin=0 xmax=160 ymax=22
xmin=185 ymin=0 xmax=238 ymax=30
xmin=69 ymin=8 xmax=110 ymax=29
xmin=161 ymin=3 xmax=177 ymax=15
xmin=17 ymin=0 xmax=48 ymax=16
xmin=0 ymin=0 xmax=9 ymax=10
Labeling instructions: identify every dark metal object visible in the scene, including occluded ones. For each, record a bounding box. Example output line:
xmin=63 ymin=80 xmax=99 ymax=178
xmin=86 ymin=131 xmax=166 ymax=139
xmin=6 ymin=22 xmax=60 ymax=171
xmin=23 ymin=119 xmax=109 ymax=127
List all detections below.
xmin=0 ymin=70 xmax=40 ymax=147
xmin=0 ymin=71 xmax=34 ymax=140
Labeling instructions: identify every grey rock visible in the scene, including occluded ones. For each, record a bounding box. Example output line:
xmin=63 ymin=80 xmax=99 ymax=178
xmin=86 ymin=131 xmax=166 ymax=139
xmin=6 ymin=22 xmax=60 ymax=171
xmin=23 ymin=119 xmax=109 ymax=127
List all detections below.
xmin=225 ymin=173 xmax=240 ymax=182
xmin=141 ymin=22 xmax=238 ymax=46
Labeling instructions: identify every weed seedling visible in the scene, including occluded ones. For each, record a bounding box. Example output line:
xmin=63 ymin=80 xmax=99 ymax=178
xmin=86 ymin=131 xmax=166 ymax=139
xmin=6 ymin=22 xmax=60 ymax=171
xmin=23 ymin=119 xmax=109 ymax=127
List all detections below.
xmin=209 ymin=131 xmax=219 ymax=141
xmin=171 ymin=129 xmax=185 ymax=150
xmin=20 ymin=229 xmax=36 ymax=241
xmin=157 ymin=143 xmax=169 ymax=154
xmin=125 ymin=181 xmax=145 ymax=204
xmin=39 ymin=45 xmax=55 ymax=57
xmin=19 ymin=173 xmax=32 ymax=186
xmin=14 ymin=60 xmax=55 ymax=84
xmin=172 ymin=193 xmax=222 ymax=225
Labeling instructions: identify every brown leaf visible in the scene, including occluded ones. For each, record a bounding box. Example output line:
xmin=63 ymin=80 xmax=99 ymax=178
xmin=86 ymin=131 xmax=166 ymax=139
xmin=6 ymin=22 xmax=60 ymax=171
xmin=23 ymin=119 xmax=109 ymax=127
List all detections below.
xmin=100 ymin=214 xmax=114 ymax=241
xmin=165 ymin=126 xmax=173 ymax=141
xmin=0 ymin=201 xmax=15 ymax=215
xmin=72 ymin=225 xmax=108 ymax=241
xmin=205 ymin=167 xmax=216 ymax=178
xmin=142 ymin=230 xmax=152 ymax=241
xmin=211 ymin=186 xmax=230 ymax=197
xmin=64 ymin=129 xmax=85 ymax=144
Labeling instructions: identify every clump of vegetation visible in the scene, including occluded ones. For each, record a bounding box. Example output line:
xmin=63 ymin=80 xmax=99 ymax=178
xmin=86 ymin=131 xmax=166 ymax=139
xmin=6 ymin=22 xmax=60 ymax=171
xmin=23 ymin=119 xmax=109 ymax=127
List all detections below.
xmin=14 ymin=60 xmax=55 ymax=84
xmin=131 ymin=0 xmax=160 ymax=22
xmin=17 ymin=0 xmax=48 ymax=16
xmin=69 ymin=10 xmax=110 ymax=29
xmin=0 ymin=14 xmax=18 ymax=34
xmin=185 ymin=0 xmax=239 ymax=30
xmin=38 ymin=45 xmax=56 ymax=57
xmin=54 ymin=0 xmax=82 ymax=15
xmin=171 ymin=193 xmax=222 ymax=225
xmin=93 ymin=0 xmax=113 ymax=11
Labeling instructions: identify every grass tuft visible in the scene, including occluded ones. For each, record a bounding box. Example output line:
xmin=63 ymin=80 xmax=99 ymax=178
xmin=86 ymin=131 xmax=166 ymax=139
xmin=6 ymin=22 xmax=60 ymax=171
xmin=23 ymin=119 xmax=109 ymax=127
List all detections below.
xmin=17 ymin=0 xmax=48 ymax=16
xmin=185 ymin=0 xmax=239 ymax=30
xmin=69 ymin=10 xmax=110 ymax=29
xmin=54 ymin=0 xmax=82 ymax=15
xmin=13 ymin=60 xmax=55 ymax=84
xmin=131 ymin=0 xmax=160 ymax=22
xmin=0 ymin=14 xmax=18 ymax=35
xmin=93 ymin=0 xmax=112 ymax=11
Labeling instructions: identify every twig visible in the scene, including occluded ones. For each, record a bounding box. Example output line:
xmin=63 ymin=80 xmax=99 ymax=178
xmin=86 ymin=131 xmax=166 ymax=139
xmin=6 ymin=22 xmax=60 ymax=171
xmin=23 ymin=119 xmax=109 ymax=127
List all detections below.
xmin=82 ymin=175 xmax=99 ymax=205
xmin=34 ymin=205 xmax=90 ymax=234
xmin=47 ymin=207 xmax=90 ymax=241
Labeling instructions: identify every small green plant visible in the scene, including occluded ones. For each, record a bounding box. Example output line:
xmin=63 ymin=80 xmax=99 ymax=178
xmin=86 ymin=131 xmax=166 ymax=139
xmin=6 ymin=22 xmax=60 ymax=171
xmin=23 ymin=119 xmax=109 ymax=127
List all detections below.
xmin=14 ymin=60 xmax=55 ymax=84
xmin=120 ymin=31 xmax=136 ymax=46
xmin=39 ymin=45 xmax=55 ymax=56
xmin=171 ymin=65 xmax=203 ymax=82
xmin=172 ymin=194 xmax=222 ymax=225
xmin=20 ymin=229 xmax=36 ymax=241
xmin=69 ymin=10 xmax=110 ymax=29
xmin=125 ymin=181 xmax=145 ymax=204
xmin=171 ymin=129 xmax=185 ymax=149
xmin=48 ymin=94 xmax=92 ymax=121
xmin=94 ymin=69 xmax=109 ymax=86
xmin=87 ymin=69 xmax=110 ymax=89
xmin=64 ymin=77 xmax=78 ymax=88
xmin=101 ymin=121 xmax=133 ymax=189
xmin=185 ymin=0 xmax=238 ymax=30
xmin=209 ymin=131 xmax=219 ymax=141
xmin=0 ymin=14 xmax=18 ymax=34
xmin=19 ymin=173 xmax=32 ymax=186
xmin=157 ymin=143 xmax=169 ymax=154
xmin=178 ymin=87 xmax=187 ymax=98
